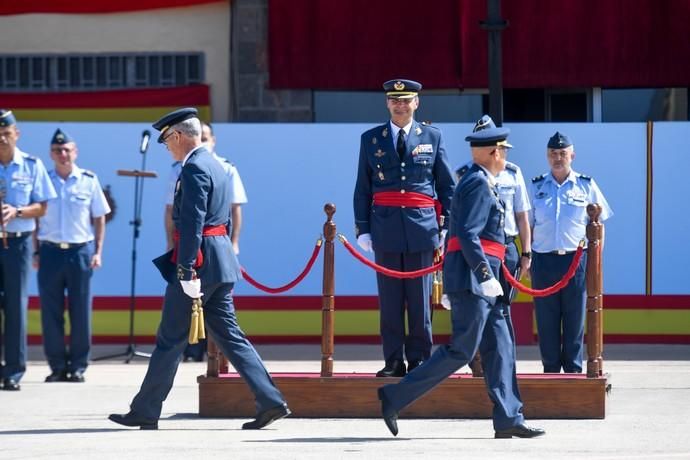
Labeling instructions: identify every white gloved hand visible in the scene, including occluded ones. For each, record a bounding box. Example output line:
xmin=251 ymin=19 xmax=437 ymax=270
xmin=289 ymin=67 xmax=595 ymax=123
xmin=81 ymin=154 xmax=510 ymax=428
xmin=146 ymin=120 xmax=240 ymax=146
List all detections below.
xmin=478 ymin=278 xmax=504 ymax=297
xmin=437 ymin=229 xmax=448 ymax=249
xmin=440 ymin=294 xmax=452 ymax=310
xmin=357 ymin=233 xmax=373 ymax=252
xmin=180 ymin=279 xmax=203 ymax=298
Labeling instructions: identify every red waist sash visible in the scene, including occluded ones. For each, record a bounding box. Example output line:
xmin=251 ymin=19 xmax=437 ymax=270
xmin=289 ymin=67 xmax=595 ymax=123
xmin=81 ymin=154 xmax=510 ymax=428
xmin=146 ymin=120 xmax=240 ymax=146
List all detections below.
xmin=373 ymin=191 xmax=435 ymax=208
xmin=171 ymin=224 xmax=227 ymax=268
xmin=446 ymin=236 xmax=506 ymax=261
xmin=373 ymin=191 xmax=444 ymax=225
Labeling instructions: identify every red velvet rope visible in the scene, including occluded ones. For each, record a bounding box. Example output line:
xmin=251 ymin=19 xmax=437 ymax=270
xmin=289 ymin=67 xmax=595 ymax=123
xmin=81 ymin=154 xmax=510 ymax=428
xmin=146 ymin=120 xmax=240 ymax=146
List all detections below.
xmin=339 ymin=236 xmax=442 ymax=279
xmin=501 ymin=246 xmax=585 ymax=297
xmin=241 ymin=240 xmax=322 ymax=294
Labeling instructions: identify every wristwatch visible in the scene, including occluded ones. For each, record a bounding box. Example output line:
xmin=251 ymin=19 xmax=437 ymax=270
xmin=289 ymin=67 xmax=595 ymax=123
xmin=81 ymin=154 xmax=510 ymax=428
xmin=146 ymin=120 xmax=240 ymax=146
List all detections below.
xmin=16 ymin=207 xmax=23 ymax=218
xmin=521 ymin=251 xmax=532 ymax=259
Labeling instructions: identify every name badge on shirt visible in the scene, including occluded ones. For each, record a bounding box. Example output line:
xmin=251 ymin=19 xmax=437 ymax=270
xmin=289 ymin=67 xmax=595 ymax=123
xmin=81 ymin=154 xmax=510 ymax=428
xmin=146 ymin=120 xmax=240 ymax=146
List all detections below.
xmin=412 ymin=144 xmax=433 ymax=155
xmin=566 ymin=190 xmax=587 ymax=205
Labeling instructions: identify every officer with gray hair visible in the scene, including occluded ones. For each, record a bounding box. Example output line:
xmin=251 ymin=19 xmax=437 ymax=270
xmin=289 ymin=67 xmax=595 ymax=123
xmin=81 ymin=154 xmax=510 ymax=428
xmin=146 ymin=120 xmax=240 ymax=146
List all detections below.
xmin=109 ymin=108 xmax=289 ymax=430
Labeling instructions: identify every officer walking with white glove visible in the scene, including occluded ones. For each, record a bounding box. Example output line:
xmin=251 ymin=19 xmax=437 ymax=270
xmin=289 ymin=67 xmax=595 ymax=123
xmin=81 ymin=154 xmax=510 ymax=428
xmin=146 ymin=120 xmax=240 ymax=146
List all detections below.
xmin=109 ymin=108 xmax=289 ymax=431
xmin=377 ymin=116 xmax=545 ymax=439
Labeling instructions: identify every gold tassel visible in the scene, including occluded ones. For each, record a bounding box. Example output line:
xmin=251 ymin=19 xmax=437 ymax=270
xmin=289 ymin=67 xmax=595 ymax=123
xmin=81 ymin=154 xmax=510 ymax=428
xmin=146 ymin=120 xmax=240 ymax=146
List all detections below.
xmin=189 ymin=299 xmax=200 ymax=344
xmin=431 ymin=249 xmax=443 ymax=307
xmin=197 ymin=299 xmax=206 ymax=340
xmin=432 ymin=272 xmax=443 ymax=306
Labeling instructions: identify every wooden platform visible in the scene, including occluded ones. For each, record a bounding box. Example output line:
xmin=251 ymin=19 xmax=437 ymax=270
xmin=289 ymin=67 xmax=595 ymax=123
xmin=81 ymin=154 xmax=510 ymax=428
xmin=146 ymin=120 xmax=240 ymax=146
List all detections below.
xmin=198 ymin=372 xmax=610 ymax=419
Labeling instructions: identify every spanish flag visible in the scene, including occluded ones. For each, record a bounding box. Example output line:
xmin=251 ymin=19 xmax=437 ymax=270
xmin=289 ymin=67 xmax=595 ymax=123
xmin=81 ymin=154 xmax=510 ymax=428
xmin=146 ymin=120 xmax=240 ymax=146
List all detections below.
xmin=1 ymin=85 xmax=210 ymax=122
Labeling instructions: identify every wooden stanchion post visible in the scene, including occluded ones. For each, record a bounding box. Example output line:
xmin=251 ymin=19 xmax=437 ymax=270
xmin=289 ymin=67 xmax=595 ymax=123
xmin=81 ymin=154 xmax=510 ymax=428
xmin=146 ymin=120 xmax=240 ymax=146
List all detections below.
xmin=207 ymin=337 xmax=220 ymax=378
xmin=321 ymin=203 xmax=336 ymax=377
xmin=219 ymin=350 xmax=229 ymax=374
xmin=586 ymin=204 xmax=604 ymax=378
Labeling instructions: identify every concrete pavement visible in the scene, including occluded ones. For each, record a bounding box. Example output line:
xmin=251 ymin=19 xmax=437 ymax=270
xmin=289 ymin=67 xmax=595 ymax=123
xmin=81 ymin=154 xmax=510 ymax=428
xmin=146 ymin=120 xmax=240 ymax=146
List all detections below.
xmin=1 ymin=344 xmax=689 ymax=459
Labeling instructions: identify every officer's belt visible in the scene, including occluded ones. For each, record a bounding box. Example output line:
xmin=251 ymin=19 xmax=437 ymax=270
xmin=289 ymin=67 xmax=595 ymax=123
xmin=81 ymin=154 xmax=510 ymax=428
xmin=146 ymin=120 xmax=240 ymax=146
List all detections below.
xmin=0 ymin=230 xmax=32 ymax=239
xmin=171 ymin=224 xmax=227 ymax=268
xmin=41 ymin=240 xmax=89 ymax=250
xmin=535 ymin=249 xmax=584 ymax=256
xmin=446 ymin=236 xmax=506 ymax=261
xmin=373 ymin=191 xmax=435 ymax=208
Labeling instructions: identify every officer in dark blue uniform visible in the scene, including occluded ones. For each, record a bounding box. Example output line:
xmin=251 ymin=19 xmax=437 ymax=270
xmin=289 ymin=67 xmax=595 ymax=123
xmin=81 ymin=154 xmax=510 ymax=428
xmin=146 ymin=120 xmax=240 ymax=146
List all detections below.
xmin=353 ymin=79 xmax=455 ymax=377
xmin=109 ymin=108 xmax=290 ymax=430
xmin=530 ymin=132 xmax=612 ymax=373
xmin=0 ymin=109 xmax=57 ymax=391
xmin=377 ymin=116 xmax=545 ymax=439
xmin=35 ymin=129 xmax=111 ymax=383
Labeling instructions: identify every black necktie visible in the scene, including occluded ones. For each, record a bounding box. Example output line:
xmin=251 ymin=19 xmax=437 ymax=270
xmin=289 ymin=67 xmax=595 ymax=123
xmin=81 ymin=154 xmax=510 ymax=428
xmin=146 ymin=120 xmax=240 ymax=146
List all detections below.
xmin=396 ymin=130 xmax=406 ymax=160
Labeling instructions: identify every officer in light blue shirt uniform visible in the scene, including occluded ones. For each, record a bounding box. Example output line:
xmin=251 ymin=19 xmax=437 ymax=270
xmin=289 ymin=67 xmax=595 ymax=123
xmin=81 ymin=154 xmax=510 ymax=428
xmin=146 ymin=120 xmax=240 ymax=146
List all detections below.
xmin=455 ymin=140 xmax=532 ymax=369
xmin=529 ymin=131 xmax=612 ymax=373
xmin=0 ymin=109 xmax=57 ymax=391
xmin=36 ymin=128 xmax=111 ymax=383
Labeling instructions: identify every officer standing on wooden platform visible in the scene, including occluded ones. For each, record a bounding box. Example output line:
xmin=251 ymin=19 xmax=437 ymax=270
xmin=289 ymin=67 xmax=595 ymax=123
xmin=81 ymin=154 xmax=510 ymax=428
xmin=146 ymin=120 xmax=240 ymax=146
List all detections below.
xmin=353 ymin=79 xmax=454 ymax=377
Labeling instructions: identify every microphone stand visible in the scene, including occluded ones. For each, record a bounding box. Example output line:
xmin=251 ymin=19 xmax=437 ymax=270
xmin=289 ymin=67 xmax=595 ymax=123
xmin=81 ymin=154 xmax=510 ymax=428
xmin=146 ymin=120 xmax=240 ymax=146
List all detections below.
xmin=95 ymin=131 xmax=156 ymax=363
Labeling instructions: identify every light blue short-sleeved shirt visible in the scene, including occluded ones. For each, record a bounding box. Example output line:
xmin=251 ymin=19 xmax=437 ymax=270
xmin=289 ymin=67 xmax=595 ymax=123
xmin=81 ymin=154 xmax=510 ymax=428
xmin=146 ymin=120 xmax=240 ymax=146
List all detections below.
xmin=496 ymin=161 xmax=531 ymax=237
xmin=0 ymin=148 xmax=57 ymax=232
xmin=37 ymin=165 xmax=111 ymax=243
xmin=456 ymin=160 xmax=530 ymax=237
xmin=529 ymin=169 xmax=613 ymax=253
xmin=165 ymin=152 xmax=248 ymax=206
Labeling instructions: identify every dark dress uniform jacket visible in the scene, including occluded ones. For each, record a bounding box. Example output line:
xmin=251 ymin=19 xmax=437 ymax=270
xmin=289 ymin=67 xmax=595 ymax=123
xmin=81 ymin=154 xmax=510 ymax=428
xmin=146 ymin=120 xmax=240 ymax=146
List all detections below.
xmin=443 ymin=164 xmax=505 ymax=300
xmin=155 ymin=146 xmax=241 ymax=284
xmin=353 ymin=121 xmax=455 ymax=253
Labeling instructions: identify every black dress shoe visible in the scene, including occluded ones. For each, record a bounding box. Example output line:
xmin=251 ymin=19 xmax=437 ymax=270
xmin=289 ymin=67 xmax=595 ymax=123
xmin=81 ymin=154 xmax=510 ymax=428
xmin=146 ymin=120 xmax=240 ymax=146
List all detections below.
xmin=406 ymin=360 xmax=423 ymax=372
xmin=2 ymin=379 xmax=20 ymax=391
xmin=45 ymin=371 xmax=69 ymax=383
xmin=495 ymin=423 xmax=546 ymax=439
xmin=377 ymin=387 xmax=398 ymax=436
xmin=376 ymin=360 xmax=406 ymax=378
xmin=242 ymin=404 xmax=291 ymax=430
xmin=108 ymin=412 xmax=158 ymax=430
xmin=68 ymin=371 xmax=85 ymax=383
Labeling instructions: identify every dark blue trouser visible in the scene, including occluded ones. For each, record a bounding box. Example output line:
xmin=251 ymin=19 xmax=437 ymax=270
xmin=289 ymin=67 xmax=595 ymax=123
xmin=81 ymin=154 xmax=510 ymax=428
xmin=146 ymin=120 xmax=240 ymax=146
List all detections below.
xmin=0 ymin=235 xmax=31 ymax=382
xmin=497 ymin=239 xmax=520 ymax=351
xmin=374 ymin=250 xmax=433 ymax=363
xmin=38 ymin=242 xmax=93 ymax=374
xmin=531 ymin=251 xmax=588 ymax=373
xmin=130 ymin=281 xmax=286 ymax=420
xmin=380 ymin=289 xmax=525 ymax=430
